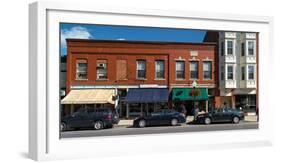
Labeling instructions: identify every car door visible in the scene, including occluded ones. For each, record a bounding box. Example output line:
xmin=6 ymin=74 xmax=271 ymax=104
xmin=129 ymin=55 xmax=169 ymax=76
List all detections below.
xmin=84 ymin=109 xmax=94 ymax=127
xmin=162 ymin=110 xmax=173 ymax=125
xmin=149 ymin=111 xmax=163 ymax=126
xmin=69 ymin=111 xmax=84 ymax=128
xmin=223 ymin=109 xmax=233 ymax=122
xmin=77 ymin=109 xmax=91 ymax=128
xmin=212 ymin=109 xmax=223 ymax=122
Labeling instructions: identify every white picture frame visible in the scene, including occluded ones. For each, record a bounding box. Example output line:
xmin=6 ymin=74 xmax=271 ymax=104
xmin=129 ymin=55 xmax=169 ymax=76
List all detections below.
xmin=29 ymin=1 xmax=274 ymax=161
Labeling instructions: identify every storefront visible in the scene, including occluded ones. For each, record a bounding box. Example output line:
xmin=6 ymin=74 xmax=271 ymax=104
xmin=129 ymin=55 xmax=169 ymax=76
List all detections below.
xmin=61 ymin=89 xmax=116 ymax=115
xmin=123 ymin=88 xmax=169 ymax=118
xmin=172 ymin=88 xmax=209 ymax=115
xmin=235 ymin=94 xmax=256 ymax=113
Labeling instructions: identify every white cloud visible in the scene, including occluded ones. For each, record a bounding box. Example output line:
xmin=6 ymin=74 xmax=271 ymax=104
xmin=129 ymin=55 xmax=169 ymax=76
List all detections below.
xmin=116 ymin=38 xmax=126 ymax=40
xmin=61 ymin=26 xmax=93 ymax=47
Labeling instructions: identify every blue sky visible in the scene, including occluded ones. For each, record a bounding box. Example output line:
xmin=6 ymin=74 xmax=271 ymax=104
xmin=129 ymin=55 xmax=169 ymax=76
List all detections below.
xmin=60 ymin=23 xmax=206 ymax=56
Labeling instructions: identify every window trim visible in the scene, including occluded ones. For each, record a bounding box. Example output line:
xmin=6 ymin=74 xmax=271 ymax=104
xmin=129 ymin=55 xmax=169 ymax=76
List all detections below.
xmin=155 ymin=60 xmax=165 ymax=80
xmin=189 ymin=61 xmax=199 ymax=80
xmin=175 ymin=60 xmax=185 ymax=80
xmin=246 ymin=40 xmax=256 ymax=56
xmin=225 ymin=39 xmax=235 ymax=55
xmin=247 ymin=65 xmax=255 ymax=80
xmin=75 ymin=59 xmax=88 ymax=80
xmin=226 ymin=64 xmax=235 ymax=80
xmin=96 ymin=59 xmax=108 ymax=80
xmin=136 ymin=60 xmax=146 ymax=79
xmin=203 ymin=61 xmax=212 ymax=80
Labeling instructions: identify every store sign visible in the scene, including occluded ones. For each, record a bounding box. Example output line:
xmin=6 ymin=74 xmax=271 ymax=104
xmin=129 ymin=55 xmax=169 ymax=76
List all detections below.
xmin=140 ymin=84 xmax=159 ymax=88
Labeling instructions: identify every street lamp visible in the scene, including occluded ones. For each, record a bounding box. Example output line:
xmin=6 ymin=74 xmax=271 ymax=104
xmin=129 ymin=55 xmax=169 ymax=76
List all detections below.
xmin=192 ymin=80 xmax=198 ymax=121
xmin=192 ymin=80 xmax=197 ymax=108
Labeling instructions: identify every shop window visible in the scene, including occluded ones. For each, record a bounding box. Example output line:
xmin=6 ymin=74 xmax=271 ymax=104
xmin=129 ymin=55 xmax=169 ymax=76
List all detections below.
xmin=76 ymin=59 xmax=87 ymax=80
xmin=155 ymin=60 xmax=165 ymax=79
xmin=136 ymin=60 xmax=146 ymax=79
xmin=190 ymin=61 xmax=198 ymax=79
xmin=97 ymin=60 xmax=108 ymax=80
xmin=175 ymin=61 xmax=185 ymax=79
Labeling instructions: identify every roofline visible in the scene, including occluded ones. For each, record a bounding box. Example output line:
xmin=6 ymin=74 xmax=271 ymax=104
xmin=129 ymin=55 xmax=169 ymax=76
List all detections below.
xmin=66 ymin=38 xmax=217 ymax=46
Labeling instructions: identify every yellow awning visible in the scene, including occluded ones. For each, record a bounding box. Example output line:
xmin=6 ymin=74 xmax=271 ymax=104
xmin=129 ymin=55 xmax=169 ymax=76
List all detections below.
xmin=61 ymin=89 xmax=115 ymax=104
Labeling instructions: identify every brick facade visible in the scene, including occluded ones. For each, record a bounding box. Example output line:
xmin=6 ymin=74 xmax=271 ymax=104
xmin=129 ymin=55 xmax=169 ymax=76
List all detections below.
xmin=66 ymin=39 xmax=217 ymax=93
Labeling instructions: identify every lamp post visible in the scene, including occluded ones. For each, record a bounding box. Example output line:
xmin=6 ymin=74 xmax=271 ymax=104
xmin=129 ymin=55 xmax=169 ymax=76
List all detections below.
xmin=192 ymin=80 xmax=197 ymax=109
xmin=192 ymin=80 xmax=197 ymax=121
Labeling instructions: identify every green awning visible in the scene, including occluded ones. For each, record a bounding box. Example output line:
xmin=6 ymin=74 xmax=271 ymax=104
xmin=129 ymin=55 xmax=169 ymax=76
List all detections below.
xmin=172 ymin=88 xmax=208 ymax=101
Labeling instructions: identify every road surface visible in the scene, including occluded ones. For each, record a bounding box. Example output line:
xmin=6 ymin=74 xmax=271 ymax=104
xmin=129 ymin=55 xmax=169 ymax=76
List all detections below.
xmin=60 ymin=121 xmax=258 ymax=138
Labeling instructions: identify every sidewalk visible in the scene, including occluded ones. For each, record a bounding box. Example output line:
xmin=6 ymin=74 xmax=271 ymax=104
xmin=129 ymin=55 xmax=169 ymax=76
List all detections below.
xmin=244 ymin=115 xmax=258 ymax=122
xmin=117 ymin=119 xmax=134 ymax=126
xmin=117 ymin=115 xmax=258 ymax=127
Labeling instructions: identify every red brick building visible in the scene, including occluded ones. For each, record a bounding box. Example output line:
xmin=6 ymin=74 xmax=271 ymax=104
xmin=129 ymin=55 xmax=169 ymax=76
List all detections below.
xmin=61 ymin=39 xmax=217 ymax=118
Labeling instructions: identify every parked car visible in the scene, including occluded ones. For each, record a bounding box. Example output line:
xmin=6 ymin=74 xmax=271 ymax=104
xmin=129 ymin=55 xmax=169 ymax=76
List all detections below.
xmin=195 ymin=108 xmax=244 ymax=125
xmin=133 ymin=109 xmax=186 ymax=128
xmin=61 ymin=108 xmax=119 ymax=131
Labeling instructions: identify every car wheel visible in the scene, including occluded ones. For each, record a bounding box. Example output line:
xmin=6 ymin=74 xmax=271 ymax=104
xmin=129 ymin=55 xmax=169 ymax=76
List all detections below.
xmin=93 ymin=121 xmax=104 ymax=130
xmin=61 ymin=122 xmax=67 ymax=131
xmin=171 ymin=118 xmax=178 ymax=126
xmin=138 ymin=119 xmax=146 ymax=128
xmin=204 ymin=117 xmax=211 ymax=125
xmin=233 ymin=116 xmax=240 ymax=124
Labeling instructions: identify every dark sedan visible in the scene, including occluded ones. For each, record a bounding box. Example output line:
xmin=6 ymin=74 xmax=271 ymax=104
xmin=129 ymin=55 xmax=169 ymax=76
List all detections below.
xmin=61 ymin=108 xmax=119 ymax=131
xmin=196 ymin=108 xmax=244 ymax=125
xmin=133 ymin=109 xmax=186 ymax=128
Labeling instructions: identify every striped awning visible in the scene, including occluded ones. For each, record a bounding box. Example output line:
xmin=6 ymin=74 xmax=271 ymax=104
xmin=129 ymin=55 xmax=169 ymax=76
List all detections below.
xmin=61 ymin=89 xmax=115 ymax=104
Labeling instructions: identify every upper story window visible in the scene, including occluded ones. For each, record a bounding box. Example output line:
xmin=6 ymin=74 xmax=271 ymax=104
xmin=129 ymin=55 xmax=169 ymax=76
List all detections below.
xmin=226 ymin=40 xmax=234 ymax=55
xmin=241 ymin=43 xmax=245 ymax=56
xmin=136 ymin=60 xmax=146 ymax=79
xmin=190 ymin=61 xmax=199 ymax=79
xmin=155 ymin=60 xmax=165 ymax=79
xmin=221 ymin=42 xmax=224 ymax=56
xmin=175 ymin=61 xmax=185 ymax=79
xmin=76 ymin=59 xmax=87 ymax=80
xmin=248 ymin=65 xmax=255 ymax=80
xmin=116 ymin=60 xmax=127 ymax=80
xmin=96 ymin=60 xmax=108 ymax=80
xmin=247 ymin=40 xmax=255 ymax=56
xmin=241 ymin=67 xmax=245 ymax=80
xmin=203 ymin=61 xmax=212 ymax=80
xmin=221 ymin=66 xmax=224 ymax=81
xmin=227 ymin=65 xmax=234 ymax=80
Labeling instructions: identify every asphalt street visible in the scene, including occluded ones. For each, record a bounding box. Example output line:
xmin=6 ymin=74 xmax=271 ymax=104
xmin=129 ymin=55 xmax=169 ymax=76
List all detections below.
xmin=60 ymin=121 xmax=258 ymax=138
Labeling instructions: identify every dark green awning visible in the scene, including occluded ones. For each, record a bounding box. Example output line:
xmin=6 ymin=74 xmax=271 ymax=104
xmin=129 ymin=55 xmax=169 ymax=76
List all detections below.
xmin=172 ymin=88 xmax=208 ymax=101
